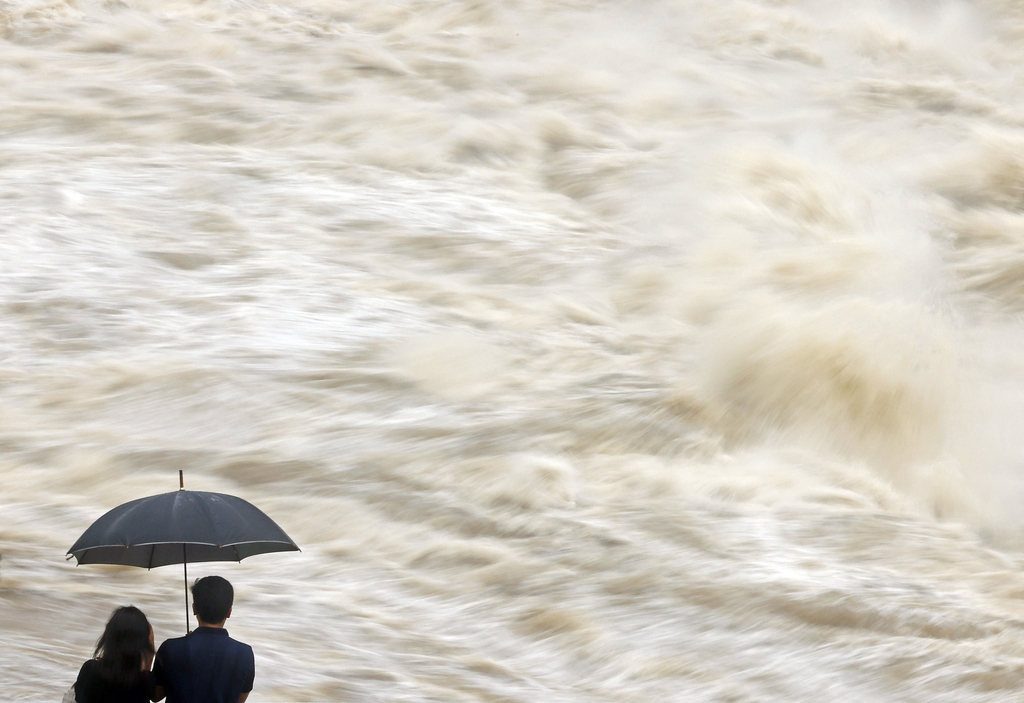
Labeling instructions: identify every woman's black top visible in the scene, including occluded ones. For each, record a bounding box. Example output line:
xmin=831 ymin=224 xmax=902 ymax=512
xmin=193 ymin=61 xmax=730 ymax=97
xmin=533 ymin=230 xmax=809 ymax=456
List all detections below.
xmin=74 ymin=658 xmax=155 ymax=703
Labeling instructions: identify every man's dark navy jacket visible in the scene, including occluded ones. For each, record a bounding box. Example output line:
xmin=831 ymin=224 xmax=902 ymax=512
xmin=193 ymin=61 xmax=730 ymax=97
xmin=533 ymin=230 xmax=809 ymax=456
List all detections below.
xmin=153 ymin=627 xmax=255 ymax=703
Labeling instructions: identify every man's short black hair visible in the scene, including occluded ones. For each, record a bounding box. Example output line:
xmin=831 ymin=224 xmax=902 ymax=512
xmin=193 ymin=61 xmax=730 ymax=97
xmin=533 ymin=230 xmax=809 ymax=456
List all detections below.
xmin=192 ymin=575 xmax=234 ymax=624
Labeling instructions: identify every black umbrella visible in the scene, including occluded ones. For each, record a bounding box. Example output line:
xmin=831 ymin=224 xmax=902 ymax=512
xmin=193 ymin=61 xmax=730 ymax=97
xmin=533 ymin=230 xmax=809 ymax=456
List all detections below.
xmin=68 ymin=471 xmax=299 ymax=631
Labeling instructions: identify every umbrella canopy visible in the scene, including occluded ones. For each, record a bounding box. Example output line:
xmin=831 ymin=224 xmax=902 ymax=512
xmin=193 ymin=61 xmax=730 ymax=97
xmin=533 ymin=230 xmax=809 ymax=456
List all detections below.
xmin=68 ymin=479 xmax=299 ymax=632
xmin=68 ymin=490 xmax=299 ymax=568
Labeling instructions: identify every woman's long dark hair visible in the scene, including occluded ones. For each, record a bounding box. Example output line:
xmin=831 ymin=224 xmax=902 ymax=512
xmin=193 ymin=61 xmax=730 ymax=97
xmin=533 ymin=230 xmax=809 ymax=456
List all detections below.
xmin=93 ymin=606 xmax=153 ymax=687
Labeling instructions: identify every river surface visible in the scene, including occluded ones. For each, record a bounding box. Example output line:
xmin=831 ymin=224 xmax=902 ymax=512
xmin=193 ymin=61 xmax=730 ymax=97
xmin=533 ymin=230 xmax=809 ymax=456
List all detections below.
xmin=4 ymin=0 xmax=1024 ymax=700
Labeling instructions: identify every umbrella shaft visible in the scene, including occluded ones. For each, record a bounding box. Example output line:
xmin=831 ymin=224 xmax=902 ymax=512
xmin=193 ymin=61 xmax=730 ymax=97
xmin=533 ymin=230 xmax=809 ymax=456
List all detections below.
xmin=183 ymin=545 xmax=190 ymax=634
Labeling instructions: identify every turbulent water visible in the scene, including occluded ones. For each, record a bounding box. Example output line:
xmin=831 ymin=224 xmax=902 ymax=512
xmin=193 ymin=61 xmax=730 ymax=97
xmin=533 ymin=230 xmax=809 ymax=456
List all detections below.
xmin=7 ymin=0 xmax=1024 ymax=700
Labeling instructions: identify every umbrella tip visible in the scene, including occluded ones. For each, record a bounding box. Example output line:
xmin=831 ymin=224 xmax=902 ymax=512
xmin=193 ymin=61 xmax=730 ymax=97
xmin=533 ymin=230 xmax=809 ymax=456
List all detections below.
xmin=179 ymin=470 xmax=184 ymax=490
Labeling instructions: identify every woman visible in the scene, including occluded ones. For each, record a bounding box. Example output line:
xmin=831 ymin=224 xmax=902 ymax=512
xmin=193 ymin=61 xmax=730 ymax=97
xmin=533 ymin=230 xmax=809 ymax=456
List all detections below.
xmin=73 ymin=606 xmax=156 ymax=703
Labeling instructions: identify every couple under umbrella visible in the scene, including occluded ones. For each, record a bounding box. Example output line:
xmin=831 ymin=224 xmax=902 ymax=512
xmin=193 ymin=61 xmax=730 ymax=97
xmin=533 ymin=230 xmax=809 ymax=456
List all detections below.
xmin=65 ymin=472 xmax=299 ymax=703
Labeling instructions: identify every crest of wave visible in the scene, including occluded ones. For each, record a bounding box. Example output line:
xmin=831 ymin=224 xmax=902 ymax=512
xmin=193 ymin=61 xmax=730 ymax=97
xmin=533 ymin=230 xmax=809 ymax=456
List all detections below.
xmin=692 ymin=293 xmax=984 ymax=522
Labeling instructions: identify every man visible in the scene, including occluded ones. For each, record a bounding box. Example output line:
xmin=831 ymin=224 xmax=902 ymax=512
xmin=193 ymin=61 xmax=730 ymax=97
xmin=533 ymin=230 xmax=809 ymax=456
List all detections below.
xmin=152 ymin=576 xmax=255 ymax=703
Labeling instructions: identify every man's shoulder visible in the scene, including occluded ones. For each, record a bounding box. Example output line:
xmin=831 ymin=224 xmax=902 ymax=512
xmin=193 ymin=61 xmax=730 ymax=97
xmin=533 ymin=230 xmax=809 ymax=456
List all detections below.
xmin=156 ymin=630 xmax=253 ymax=663
xmin=225 ymin=633 xmax=254 ymax=655
xmin=157 ymin=635 xmax=190 ymax=653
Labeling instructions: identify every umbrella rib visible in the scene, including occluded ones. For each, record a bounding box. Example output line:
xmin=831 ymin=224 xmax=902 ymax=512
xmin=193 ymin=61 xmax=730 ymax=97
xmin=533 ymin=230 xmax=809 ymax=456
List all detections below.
xmin=70 ymin=539 xmax=295 ymax=554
